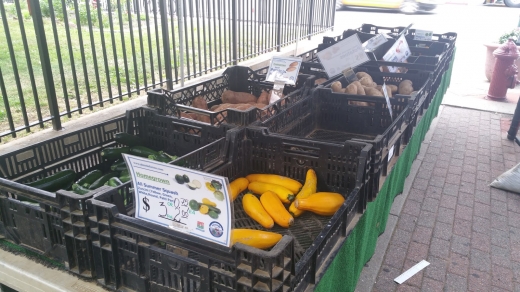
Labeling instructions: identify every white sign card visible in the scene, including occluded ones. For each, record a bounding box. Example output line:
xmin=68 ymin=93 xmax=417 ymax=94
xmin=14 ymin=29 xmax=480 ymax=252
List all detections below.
xmin=382 ymin=35 xmax=411 ymax=73
xmin=269 ymin=80 xmax=286 ymax=104
xmin=266 ymin=56 xmax=302 ymax=85
xmin=414 ymin=29 xmax=433 ymax=41
xmin=123 ymin=154 xmax=233 ymax=247
xmin=382 ymin=82 xmax=393 ymax=120
xmin=316 ymin=34 xmax=370 ymax=78
xmin=364 ymin=34 xmax=388 ymax=52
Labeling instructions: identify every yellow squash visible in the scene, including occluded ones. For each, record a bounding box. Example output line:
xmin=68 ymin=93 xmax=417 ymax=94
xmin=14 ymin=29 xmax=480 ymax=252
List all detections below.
xmin=231 ymin=229 xmax=282 ymax=249
xmin=289 ymin=169 xmax=317 ymax=217
xmin=242 ymin=193 xmax=274 ymax=229
xmin=260 ymin=191 xmax=294 ymax=228
xmin=248 ymin=181 xmax=295 ymax=203
xmin=246 ymin=174 xmax=302 ymax=193
xmin=229 ymin=177 xmax=249 ymax=201
xmin=202 ymin=198 xmax=216 ymax=207
xmin=294 ymin=192 xmax=345 ymax=216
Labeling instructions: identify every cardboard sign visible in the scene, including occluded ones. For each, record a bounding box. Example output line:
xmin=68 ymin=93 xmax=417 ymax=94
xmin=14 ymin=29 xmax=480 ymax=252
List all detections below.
xmin=382 ymin=35 xmax=411 ymax=73
xmin=124 ymin=154 xmax=233 ymax=247
xmin=414 ymin=29 xmax=433 ymax=41
xmin=316 ymin=34 xmax=370 ymax=78
xmin=266 ymin=56 xmax=302 ymax=85
xmin=364 ymin=34 xmax=388 ymax=52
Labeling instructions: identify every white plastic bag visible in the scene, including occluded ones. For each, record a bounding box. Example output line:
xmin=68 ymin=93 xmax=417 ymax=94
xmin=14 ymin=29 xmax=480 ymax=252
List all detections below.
xmin=490 ymin=162 xmax=520 ymax=194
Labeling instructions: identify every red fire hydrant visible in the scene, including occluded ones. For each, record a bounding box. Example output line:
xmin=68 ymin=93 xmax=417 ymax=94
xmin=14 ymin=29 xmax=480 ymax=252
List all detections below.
xmin=487 ymin=38 xmax=520 ymax=100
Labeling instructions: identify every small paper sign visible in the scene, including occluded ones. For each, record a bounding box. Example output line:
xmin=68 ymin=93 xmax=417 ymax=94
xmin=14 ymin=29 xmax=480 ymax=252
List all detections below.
xmin=364 ymin=34 xmax=388 ymax=52
xmin=316 ymin=34 xmax=370 ymax=78
xmin=383 ymin=82 xmax=393 ymax=120
xmin=124 ymin=154 xmax=233 ymax=247
xmin=270 ymin=80 xmax=286 ymax=104
xmin=388 ymin=145 xmax=395 ymax=162
xmin=382 ymin=35 xmax=411 ymax=73
xmin=414 ymin=29 xmax=433 ymax=41
xmin=266 ymin=56 xmax=302 ymax=85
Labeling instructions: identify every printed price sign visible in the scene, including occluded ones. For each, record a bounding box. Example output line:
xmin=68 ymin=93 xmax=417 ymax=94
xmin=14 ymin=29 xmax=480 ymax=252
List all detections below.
xmin=316 ymin=34 xmax=370 ymax=78
xmin=266 ymin=56 xmax=302 ymax=85
xmin=364 ymin=34 xmax=388 ymax=52
xmin=414 ymin=29 xmax=433 ymax=41
xmin=382 ymin=35 xmax=411 ymax=73
xmin=123 ymin=154 xmax=233 ymax=247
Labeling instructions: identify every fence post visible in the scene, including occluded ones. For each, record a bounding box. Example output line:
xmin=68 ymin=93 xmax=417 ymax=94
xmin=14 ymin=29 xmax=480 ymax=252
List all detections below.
xmin=160 ymin=0 xmax=173 ymax=90
xmin=276 ymin=0 xmax=282 ymax=52
xmin=177 ymin=0 xmax=185 ymax=86
xmin=308 ymin=0 xmax=315 ymax=40
xmin=29 ymin=0 xmax=61 ymax=131
xmin=231 ymin=0 xmax=238 ymax=65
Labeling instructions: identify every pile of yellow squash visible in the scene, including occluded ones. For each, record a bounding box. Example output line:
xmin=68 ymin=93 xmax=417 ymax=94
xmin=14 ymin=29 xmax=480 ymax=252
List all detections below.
xmin=230 ymin=170 xmax=345 ymax=250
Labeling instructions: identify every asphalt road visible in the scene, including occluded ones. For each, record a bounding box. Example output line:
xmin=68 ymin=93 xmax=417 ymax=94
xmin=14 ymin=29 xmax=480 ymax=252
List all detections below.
xmin=333 ymin=3 xmax=520 ymax=84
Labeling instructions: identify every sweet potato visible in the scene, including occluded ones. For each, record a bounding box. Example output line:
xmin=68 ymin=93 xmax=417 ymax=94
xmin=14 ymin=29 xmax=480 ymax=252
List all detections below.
xmin=359 ymin=77 xmax=375 ymax=87
xmin=331 ymin=81 xmax=343 ymax=93
xmin=398 ymin=80 xmax=414 ymax=95
xmin=257 ymin=90 xmax=270 ymax=105
xmin=314 ymin=78 xmax=328 ymax=85
xmin=180 ymin=112 xmax=198 ymax=120
xmin=352 ymin=81 xmax=365 ymax=95
xmin=192 ymin=96 xmax=209 ymax=110
xmin=221 ymin=90 xmax=257 ymax=104
xmin=364 ymin=87 xmax=384 ymax=97
xmin=344 ymin=83 xmax=357 ymax=94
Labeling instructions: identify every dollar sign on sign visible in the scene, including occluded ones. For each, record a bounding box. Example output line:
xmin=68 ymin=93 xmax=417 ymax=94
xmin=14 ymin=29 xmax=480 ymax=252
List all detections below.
xmin=142 ymin=197 xmax=150 ymax=212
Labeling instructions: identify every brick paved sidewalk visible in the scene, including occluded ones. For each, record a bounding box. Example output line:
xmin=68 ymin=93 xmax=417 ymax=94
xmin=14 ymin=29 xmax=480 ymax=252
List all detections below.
xmin=372 ymin=107 xmax=520 ymax=292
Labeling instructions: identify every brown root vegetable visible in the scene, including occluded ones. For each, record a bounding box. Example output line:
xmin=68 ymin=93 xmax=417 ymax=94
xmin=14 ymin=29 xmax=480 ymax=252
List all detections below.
xmin=314 ymin=78 xmax=328 ymax=85
xmin=192 ymin=96 xmax=209 ymax=110
xmin=351 ymin=81 xmax=365 ymax=95
xmin=371 ymin=82 xmax=378 ymax=87
xmin=349 ymin=101 xmax=372 ymax=107
xmin=235 ymin=104 xmax=256 ymax=111
xmin=375 ymin=85 xmax=393 ymax=97
xmin=257 ymin=90 xmax=270 ymax=105
xmin=398 ymin=80 xmax=414 ymax=95
xmin=356 ymin=72 xmax=372 ymax=81
xmin=359 ymin=77 xmax=374 ymax=87
xmin=180 ymin=112 xmax=198 ymax=120
xmin=221 ymin=90 xmax=258 ymax=104
xmin=364 ymin=87 xmax=384 ymax=97
xmin=331 ymin=81 xmax=343 ymax=93
xmin=388 ymin=84 xmax=398 ymax=94
xmin=344 ymin=83 xmax=357 ymax=94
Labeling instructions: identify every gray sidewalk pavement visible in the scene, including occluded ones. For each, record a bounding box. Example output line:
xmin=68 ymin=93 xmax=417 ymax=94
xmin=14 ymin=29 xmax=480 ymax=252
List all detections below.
xmin=357 ymin=106 xmax=520 ymax=291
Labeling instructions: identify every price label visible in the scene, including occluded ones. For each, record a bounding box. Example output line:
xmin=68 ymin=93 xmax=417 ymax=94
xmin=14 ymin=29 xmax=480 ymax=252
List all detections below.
xmin=364 ymin=34 xmax=388 ymax=52
xmin=124 ymin=154 xmax=233 ymax=247
xmin=382 ymin=35 xmax=411 ymax=73
xmin=316 ymin=34 xmax=370 ymax=78
xmin=266 ymin=56 xmax=302 ymax=85
xmin=414 ymin=29 xmax=433 ymax=41
xmin=382 ymin=82 xmax=393 ymax=120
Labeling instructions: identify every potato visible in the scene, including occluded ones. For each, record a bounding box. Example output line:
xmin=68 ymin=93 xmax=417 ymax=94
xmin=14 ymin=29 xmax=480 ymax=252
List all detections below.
xmin=192 ymin=96 xmax=209 ymax=110
xmin=351 ymin=81 xmax=365 ymax=95
xmin=314 ymin=78 xmax=328 ymax=85
xmin=365 ymin=87 xmax=384 ymax=97
xmin=398 ymin=80 xmax=414 ymax=95
xmin=359 ymin=77 xmax=374 ymax=87
xmin=356 ymin=72 xmax=372 ymax=81
xmin=349 ymin=101 xmax=372 ymax=107
xmin=376 ymin=85 xmax=393 ymax=97
xmin=331 ymin=81 xmax=343 ymax=93
xmin=257 ymin=90 xmax=270 ymax=105
xmin=221 ymin=90 xmax=257 ymax=104
xmin=388 ymin=84 xmax=398 ymax=94
xmin=344 ymin=83 xmax=357 ymax=94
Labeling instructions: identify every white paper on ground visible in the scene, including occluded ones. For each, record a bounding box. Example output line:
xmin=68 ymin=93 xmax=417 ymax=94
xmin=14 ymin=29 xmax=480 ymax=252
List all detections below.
xmin=394 ymin=260 xmax=430 ymax=284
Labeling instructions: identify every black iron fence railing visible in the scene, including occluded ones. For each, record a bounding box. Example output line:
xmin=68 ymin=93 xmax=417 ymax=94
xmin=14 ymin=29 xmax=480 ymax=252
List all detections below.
xmin=0 ymin=0 xmax=335 ymax=142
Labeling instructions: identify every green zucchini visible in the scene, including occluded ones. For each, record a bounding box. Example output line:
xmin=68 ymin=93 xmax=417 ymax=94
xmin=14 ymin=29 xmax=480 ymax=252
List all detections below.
xmin=120 ymin=169 xmax=129 ymax=177
xmin=148 ymin=154 xmax=171 ymax=163
xmin=114 ymin=132 xmax=145 ymax=147
xmin=89 ymin=172 xmax=119 ymax=190
xmin=72 ymin=184 xmax=91 ymax=195
xmin=119 ymin=174 xmax=131 ymax=183
xmin=107 ymin=177 xmax=123 ymax=187
xmin=111 ymin=160 xmax=128 ymax=172
xmin=25 ymin=169 xmax=76 ymax=192
xmin=75 ymin=170 xmax=103 ymax=187
xmin=101 ymin=147 xmax=130 ymax=160
xmin=130 ymin=146 xmax=160 ymax=158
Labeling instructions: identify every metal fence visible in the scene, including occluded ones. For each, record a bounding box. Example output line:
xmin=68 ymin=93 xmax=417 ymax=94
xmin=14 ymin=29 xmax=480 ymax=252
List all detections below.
xmin=0 ymin=0 xmax=335 ymax=141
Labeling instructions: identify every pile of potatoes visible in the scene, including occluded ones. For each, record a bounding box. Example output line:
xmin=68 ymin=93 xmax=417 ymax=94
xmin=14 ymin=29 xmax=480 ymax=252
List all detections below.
xmin=330 ymin=72 xmax=414 ymax=98
xmin=178 ymin=89 xmax=277 ymax=123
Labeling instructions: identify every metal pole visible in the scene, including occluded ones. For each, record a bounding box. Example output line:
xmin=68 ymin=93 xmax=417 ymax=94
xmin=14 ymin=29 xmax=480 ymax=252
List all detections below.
xmin=308 ymin=0 xmax=314 ymax=40
xmin=161 ymin=0 xmax=173 ymax=90
xmin=177 ymin=0 xmax=185 ymax=86
xmin=276 ymin=0 xmax=282 ymax=52
xmin=231 ymin=0 xmax=238 ymax=64
xmin=30 ymin=0 xmax=61 ymax=130
xmin=294 ymin=0 xmax=302 ymax=56
xmin=507 ymin=96 xmax=520 ymax=141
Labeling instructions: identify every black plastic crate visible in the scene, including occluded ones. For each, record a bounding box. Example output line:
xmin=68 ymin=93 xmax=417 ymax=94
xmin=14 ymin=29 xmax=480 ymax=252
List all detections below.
xmin=147 ymin=66 xmax=316 ymax=127
xmin=87 ymin=126 xmax=372 ymax=292
xmin=0 ymin=107 xmax=231 ymax=278
xmin=358 ymin=24 xmax=458 ymax=48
